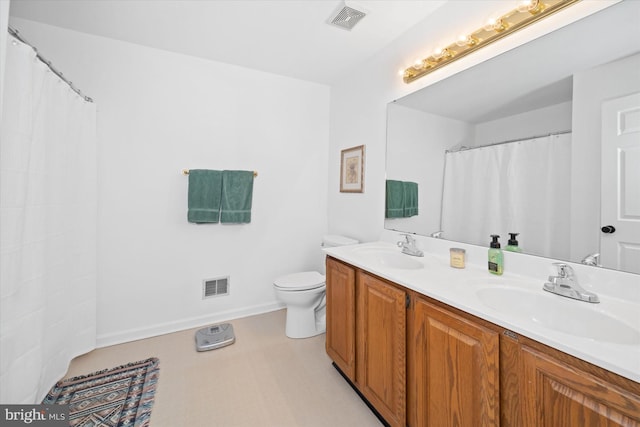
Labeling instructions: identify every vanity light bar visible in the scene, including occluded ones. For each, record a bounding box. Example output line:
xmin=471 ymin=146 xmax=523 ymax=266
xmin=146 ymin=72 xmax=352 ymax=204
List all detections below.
xmin=402 ymin=0 xmax=580 ymax=84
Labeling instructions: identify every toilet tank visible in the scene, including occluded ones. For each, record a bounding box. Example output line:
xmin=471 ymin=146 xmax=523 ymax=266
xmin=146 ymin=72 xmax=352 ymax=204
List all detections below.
xmin=319 ymin=235 xmax=358 ymax=274
xmin=322 ymin=235 xmax=358 ymax=248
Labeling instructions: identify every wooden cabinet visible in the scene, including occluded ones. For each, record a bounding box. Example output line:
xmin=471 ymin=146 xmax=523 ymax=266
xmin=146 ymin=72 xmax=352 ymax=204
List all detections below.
xmin=325 ymin=257 xmax=356 ymax=381
xmin=325 ymin=257 xmax=640 ymax=427
xmin=522 ymin=347 xmax=640 ymax=426
xmin=325 ymin=257 xmax=406 ymax=427
xmin=408 ymin=294 xmax=500 ymax=427
xmin=501 ymin=330 xmax=640 ymax=427
xmin=356 ymin=272 xmax=406 ymax=427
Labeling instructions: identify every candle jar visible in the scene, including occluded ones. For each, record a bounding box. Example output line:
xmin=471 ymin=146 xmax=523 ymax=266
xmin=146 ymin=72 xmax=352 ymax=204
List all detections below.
xmin=450 ymin=248 xmax=466 ymax=269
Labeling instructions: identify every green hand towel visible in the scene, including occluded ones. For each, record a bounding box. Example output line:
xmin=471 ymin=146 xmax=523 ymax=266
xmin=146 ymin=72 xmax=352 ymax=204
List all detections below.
xmin=403 ymin=181 xmax=419 ymax=217
xmin=188 ymin=169 xmax=222 ymax=223
xmin=221 ymin=170 xmax=254 ymax=224
xmin=386 ymin=180 xmax=405 ymax=218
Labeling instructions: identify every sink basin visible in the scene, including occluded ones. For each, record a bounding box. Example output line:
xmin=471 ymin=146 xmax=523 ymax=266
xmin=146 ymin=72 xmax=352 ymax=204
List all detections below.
xmin=476 ymin=286 xmax=640 ymax=345
xmin=374 ymin=252 xmax=423 ymax=270
xmin=352 ymin=247 xmax=423 ymax=270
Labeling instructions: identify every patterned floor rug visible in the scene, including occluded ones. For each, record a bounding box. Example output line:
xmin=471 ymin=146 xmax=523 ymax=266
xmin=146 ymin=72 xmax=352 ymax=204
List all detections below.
xmin=42 ymin=357 xmax=160 ymax=427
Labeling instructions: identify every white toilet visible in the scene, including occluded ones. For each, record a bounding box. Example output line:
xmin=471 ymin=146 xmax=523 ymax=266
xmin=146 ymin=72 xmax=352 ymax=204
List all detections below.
xmin=273 ymin=235 xmax=358 ymax=339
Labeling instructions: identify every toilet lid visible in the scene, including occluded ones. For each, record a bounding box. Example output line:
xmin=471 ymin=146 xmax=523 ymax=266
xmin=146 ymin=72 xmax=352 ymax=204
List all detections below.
xmin=274 ymin=271 xmax=325 ymax=291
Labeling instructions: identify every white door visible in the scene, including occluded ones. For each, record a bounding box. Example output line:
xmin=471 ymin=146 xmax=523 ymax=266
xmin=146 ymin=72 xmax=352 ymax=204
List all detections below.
xmin=601 ymin=92 xmax=640 ymax=274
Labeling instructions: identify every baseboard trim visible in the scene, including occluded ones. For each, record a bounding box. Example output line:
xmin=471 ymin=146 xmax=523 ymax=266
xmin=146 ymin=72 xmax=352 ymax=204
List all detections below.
xmin=96 ymin=302 xmax=285 ymax=348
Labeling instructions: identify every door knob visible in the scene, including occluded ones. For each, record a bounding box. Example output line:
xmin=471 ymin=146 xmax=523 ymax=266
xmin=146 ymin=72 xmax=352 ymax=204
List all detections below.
xmin=601 ymin=225 xmax=616 ymax=234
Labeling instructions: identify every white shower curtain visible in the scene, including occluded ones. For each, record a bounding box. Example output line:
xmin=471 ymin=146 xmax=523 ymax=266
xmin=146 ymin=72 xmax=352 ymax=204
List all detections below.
xmin=0 ymin=37 xmax=97 ymax=403
xmin=441 ymin=133 xmax=571 ymax=260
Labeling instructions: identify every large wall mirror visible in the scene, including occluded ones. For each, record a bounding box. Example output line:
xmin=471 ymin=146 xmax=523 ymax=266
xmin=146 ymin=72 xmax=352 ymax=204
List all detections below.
xmin=385 ymin=1 xmax=640 ymax=274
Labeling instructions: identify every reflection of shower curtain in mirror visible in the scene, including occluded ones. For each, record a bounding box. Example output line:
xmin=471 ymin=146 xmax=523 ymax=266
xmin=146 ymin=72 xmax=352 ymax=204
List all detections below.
xmin=441 ymin=134 xmax=571 ymax=260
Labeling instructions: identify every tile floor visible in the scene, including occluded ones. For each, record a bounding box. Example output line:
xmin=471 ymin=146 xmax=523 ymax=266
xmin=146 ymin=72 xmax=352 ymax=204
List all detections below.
xmin=65 ymin=309 xmax=383 ymax=427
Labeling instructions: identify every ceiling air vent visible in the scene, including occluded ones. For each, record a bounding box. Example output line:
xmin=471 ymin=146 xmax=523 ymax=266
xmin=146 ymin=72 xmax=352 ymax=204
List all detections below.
xmin=329 ymin=5 xmax=367 ymax=31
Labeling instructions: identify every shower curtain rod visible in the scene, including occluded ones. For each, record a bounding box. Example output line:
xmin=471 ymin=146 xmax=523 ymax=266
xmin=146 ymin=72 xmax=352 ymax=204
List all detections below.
xmin=8 ymin=26 xmax=94 ymax=103
xmin=446 ymin=129 xmax=571 ymax=153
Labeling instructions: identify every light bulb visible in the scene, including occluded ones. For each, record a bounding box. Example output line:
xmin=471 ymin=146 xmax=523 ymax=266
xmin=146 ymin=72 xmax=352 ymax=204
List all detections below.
xmin=432 ymin=48 xmax=453 ymax=61
xmin=456 ymin=34 xmax=478 ymax=47
xmin=517 ymin=0 xmax=543 ymax=14
xmin=483 ymin=17 xmax=497 ymax=31
xmin=484 ymin=17 xmax=507 ymax=32
xmin=517 ymin=0 xmax=533 ymax=12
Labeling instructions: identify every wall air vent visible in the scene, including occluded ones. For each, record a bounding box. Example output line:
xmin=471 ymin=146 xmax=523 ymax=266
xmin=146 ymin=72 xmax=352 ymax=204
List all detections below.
xmin=329 ymin=5 xmax=367 ymax=31
xmin=203 ymin=276 xmax=229 ymax=298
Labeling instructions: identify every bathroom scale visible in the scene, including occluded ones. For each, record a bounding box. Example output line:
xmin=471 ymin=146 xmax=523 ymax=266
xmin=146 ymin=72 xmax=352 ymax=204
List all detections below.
xmin=195 ymin=322 xmax=235 ymax=351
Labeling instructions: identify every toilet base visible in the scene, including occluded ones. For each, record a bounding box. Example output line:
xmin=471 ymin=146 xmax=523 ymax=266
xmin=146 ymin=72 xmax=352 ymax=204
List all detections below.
xmin=285 ymin=305 xmax=326 ymax=339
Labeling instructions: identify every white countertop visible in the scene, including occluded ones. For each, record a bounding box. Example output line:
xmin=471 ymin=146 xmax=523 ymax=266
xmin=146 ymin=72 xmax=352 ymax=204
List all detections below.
xmin=324 ymin=240 xmax=640 ymax=383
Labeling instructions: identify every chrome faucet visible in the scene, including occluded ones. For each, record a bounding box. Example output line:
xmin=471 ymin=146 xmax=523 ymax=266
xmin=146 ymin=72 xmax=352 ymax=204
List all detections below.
xmin=543 ymin=263 xmax=599 ymax=303
xmin=581 ymin=253 xmax=600 ymax=267
xmin=397 ymin=234 xmax=424 ymax=257
xmin=430 ymin=230 xmax=444 ymax=238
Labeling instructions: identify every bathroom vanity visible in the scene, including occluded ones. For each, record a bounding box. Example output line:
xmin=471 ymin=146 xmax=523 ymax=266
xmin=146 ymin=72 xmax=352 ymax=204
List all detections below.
xmin=324 ymin=241 xmax=640 ymax=427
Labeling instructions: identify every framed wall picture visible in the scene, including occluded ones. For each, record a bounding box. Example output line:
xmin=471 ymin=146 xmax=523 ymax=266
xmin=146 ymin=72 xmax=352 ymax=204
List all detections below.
xmin=340 ymin=145 xmax=365 ymax=193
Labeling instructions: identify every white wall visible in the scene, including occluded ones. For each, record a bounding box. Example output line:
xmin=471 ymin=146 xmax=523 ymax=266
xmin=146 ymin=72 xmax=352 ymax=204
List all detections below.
xmin=571 ymin=52 xmax=640 ymax=261
xmin=385 ymin=104 xmax=471 ymax=236
xmin=473 ymin=101 xmax=572 ymax=147
xmin=0 ymin=0 xmax=10 ymax=118
xmin=9 ymin=18 xmax=330 ymax=346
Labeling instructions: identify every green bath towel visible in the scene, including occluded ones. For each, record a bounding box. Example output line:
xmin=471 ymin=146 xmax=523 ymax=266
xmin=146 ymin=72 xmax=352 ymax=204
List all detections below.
xmin=221 ymin=170 xmax=254 ymax=224
xmin=386 ymin=180 xmax=405 ymax=218
xmin=188 ymin=169 xmax=222 ymax=223
xmin=403 ymin=181 xmax=419 ymax=217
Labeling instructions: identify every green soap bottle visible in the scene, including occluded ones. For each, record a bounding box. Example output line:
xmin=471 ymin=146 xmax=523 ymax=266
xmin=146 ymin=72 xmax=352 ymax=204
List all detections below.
xmin=488 ymin=234 xmax=503 ymax=275
xmin=505 ymin=233 xmax=522 ymax=253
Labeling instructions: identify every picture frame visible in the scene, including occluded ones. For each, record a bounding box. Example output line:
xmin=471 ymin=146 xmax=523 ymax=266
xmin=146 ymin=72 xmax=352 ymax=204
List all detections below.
xmin=340 ymin=145 xmax=365 ymax=193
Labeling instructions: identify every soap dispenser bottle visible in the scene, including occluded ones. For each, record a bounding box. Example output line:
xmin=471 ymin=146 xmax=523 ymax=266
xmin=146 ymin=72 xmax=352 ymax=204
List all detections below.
xmin=505 ymin=233 xmax=522 ymax=253
xmin=488 ymin=235 xmax=504 ymax=275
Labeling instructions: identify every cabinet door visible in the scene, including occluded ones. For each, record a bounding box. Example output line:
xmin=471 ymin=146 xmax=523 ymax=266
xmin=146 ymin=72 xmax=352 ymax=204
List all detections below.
xmin=325 ymin=257 xmax=356 ymax=381
xmin=522 ymin=346 xmax=640 ymax=426
xmin=411 ymin=297 xmax=500 ymax=427
xmin=357 ymin=272 xmax=406 ymax=427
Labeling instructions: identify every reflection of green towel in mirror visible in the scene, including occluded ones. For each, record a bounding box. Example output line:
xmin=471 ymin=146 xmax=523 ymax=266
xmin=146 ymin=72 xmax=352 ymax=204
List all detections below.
xmin=386 ymin=180 xmax=405 ymax=218
xmin=221 ymin=170 xmax=254 ymax=223
xmin=386 ymin=180 xmax=418 ymax=218
xmin=403 ymin=181 xmax=419 ymax=217
xmin=188 ymin=170 xmax=222 ymax=223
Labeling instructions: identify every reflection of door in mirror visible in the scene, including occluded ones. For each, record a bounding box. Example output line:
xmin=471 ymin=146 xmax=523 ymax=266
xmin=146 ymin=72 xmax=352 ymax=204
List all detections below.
xmin=601 ymin=92 xmax=640 ymax=274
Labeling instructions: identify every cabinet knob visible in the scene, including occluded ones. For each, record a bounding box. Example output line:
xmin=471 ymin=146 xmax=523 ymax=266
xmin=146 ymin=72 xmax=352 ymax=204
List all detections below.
xmin=601 ymin=225 xmax=616 ymax=234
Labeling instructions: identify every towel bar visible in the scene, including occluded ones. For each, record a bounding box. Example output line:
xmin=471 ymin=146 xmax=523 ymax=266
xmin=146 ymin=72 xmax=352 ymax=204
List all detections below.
xmin=182 ymin=169 xmax=257 ymax=177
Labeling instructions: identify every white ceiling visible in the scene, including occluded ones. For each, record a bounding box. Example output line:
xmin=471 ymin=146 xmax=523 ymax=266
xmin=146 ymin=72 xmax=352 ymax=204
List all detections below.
xmin=8 ymin=0 xmax=446 ymax=85
xmin=11 ymin=0 xmax=638 ymax=120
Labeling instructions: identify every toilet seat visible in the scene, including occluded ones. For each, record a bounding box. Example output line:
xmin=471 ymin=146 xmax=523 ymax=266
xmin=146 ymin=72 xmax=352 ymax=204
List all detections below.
xmin=274 ymin=271 xmax=325 ymax=291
